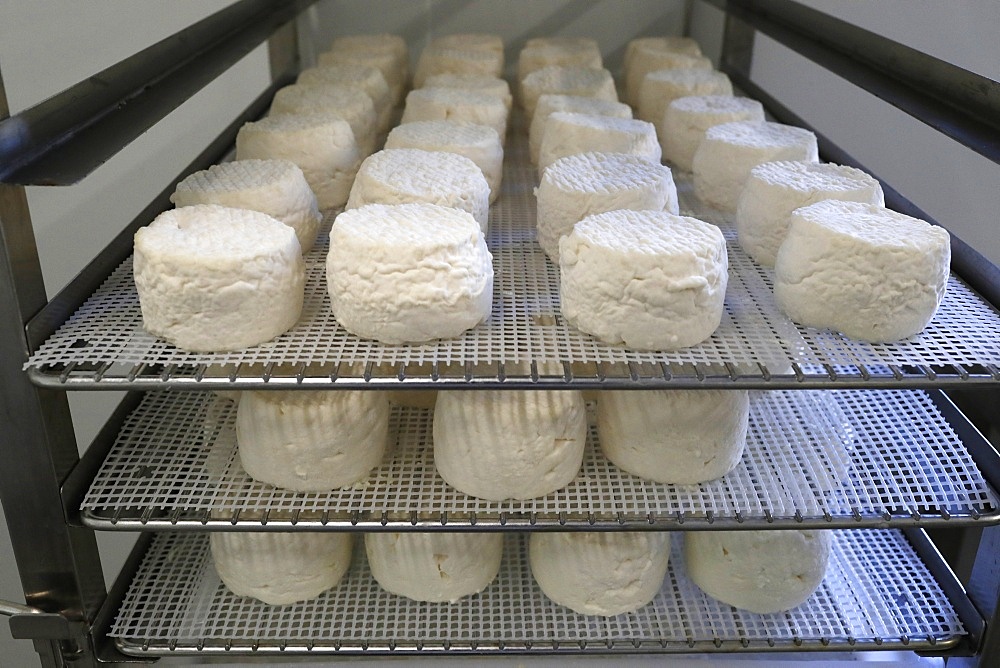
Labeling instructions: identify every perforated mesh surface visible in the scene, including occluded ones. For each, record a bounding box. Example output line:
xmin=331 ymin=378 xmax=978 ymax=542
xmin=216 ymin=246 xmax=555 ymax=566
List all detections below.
xmin=80 ymin=390 xmax=997 ymax=529
xmin=25 ymin=127 xmax=1000 ymax=387
xmin=109 ymin=529 xmax=965 ymax=655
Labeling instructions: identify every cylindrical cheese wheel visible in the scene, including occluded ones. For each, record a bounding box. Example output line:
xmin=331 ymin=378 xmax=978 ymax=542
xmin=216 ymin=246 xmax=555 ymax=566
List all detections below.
xmin=537 ymin=111 xmax=660 ymax=176
xmin=520 ymin=65 xmax=618 ymax=119
xmin=661 ymin=95 xmax=765 ymax=171
xmin=529 ymin=94 xmax=632 ymax=165
xmin=636 ymin=68 xmax=732 ymax=140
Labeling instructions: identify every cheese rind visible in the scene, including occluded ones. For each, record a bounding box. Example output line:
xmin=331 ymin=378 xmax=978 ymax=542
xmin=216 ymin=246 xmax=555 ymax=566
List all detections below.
xmin=347 ymin=148 xmax=491 ymax=232
xmin=535 ymin=151 xmax=678 ymax=262
xmin=773 ymin=200 xmax=951 ymax=342
xmin=270 ymin=83 xmax=378 ymax=155
xmin=236 ymin=390 xmax=390 ymax=492
xmin=133 ymin=204 xmax=304 ymax=352
xmin=625 ymin=43 xmax=712 ymax=106
xmin=736 ymin=161 xmax=886 ymax=267
xmin=413 ymin=42 xmax=504 ymax=87
xmin=538 ymin=112 xmax=660 ymax=175
xmin=597 ymin=389 xmax=749 ymax=484
xmin=235 ymin=112 xmax=361 ymax=209
xmin=326 ymin=203 xmax=494 ymax=344
xmin=530 ymin=532 xmax=671 ymax=616
xmin=636 ymin=68 xmax=732 ymax=140
xmin=692 ymin=121 xmax=819 ymax=213
xmin=171 ymin=159 xmax=322 ymax=253
xmin=211 ymin=532 xmax=353 ymax=606
xmin=365 ymin=532 xmax=503 ymax=603
xmin=662 ymin=95 xmax=765 ymax=171
xmin=520 ymin=65 xmax=618 ymax=119
xmin=296 ymin=64 xmax=393 ymax=133
xmin=559 ymin=209 xmax=728 ymax=351
xmin=685 ymin=530 xmax=831 ymax=613
xmin=385 ymin=121 xmax=504 ymax=204
xmin=529 ymin=94 xmax=633 ymax=165
xmin=422 ymin=73 xmax=512 ymax=111
xmin=433 ymin=388 xmax=587 ymax=500
xmin=517 ymin=38 xmax=603 ymax=84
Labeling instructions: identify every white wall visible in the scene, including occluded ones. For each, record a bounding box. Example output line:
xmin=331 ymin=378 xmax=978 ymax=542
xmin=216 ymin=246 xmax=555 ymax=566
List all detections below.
xmin=0 ymin=2 xmax=269 ymax=664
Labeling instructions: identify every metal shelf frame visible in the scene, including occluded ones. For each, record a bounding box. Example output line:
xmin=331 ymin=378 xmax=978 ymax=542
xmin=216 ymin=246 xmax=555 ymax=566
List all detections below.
xmin=0 ymin=0 xmax=998 ymax=666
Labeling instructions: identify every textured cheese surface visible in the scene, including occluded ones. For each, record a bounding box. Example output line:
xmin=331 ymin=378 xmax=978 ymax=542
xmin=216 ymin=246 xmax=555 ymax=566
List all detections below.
xmin=385 ymin=121 xmax=504 ymax=203
xmin=736 ymin=161 xmax=886 ymax=267
xmin=662 ymin=95 xmax=765 ymax=171
xmin=171 ymin=159 xmax=322 ymax=253
xmin=318 ymin=47 xmax=406 ymax=105
xmin=636 ymin=68 xmax=732 ymax=139
xmin=296 ymin=64 xmax=393 ymax=131
xmin=236 ymin=390 xmax=390 ymax=491
xmin=538 ymin=112 xmax=661 ymax=176
xmin=235 ymin=112 xmax=361 ymax=209
xmin=133 ymin=205 xmax=304 ymax=352
xmin=529 ymin=94 xmax=633 ymax=165
xmin=433 ymin=388 xmax=587 ymax=500
xmin=559 ymin=209 xmax=728 ymax=351
xmin=365 ymin=532 xmax=504 ymax=603
xmin=685 ymin=530 xmax=831 ymax=613
xmin=347 ymin=148 xmax=491 ymax=232
xmin=520 ymin=65 xmax=618 ymax=119
xmin=692 ymin=121 xmax=819 ymax=213
xmin=529 ymin=532 xmax=671 ymax=616
xmin=431 ymin=33 xmax=504 ymax=53
xmin=401 ymin=87 xmax=509 ymax=146
xmin=774 ymin=200 xmax=951 ymax=342
xmin=625 ymin=44 xmax=712 ymax=106
xmin=597 ymin=389 xmax=749 ymax=484
xmin=422 ymin=73 xmax=513 ymax=111
xmin=517 ymin=39 xmax=603 ymax=83
xmin=326 ymin=203 xmax=494 ymax=344
xmin=624 ymin=37 xmax=702 ymax=75
xmin=413 ymin=45 xmax=504 ymax=88
xmin=270 ymin=83 xmax=378 ymax=154
xmin=535 ymin=152 xmax=679 ymax=262
xmin=211 ymin=532 xmax=353 ymax=605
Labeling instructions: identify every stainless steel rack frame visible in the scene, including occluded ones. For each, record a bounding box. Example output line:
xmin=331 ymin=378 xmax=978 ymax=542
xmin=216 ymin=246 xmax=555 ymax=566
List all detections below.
xmin=2 ymin=0 xmax=999 ymax=666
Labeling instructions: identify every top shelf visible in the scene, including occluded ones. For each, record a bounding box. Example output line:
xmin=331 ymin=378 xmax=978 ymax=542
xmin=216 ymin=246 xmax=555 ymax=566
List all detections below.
xmin=24 ymin=130 xmax=1000 ymax=390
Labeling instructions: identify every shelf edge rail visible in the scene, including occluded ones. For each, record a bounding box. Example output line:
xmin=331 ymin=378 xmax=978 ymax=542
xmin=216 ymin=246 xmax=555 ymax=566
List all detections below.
xmin=703 ymin=0 xmax=1000 ymax=311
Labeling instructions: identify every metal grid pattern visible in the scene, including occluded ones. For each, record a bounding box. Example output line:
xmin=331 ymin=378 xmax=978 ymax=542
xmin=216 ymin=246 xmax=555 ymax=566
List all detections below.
xmin=25 ymin=129 xmax=1000 ymax=387
xmin=109 ymin=529 xmax=966 ymax=655
xmin=80 ymin=389 xmax=998 ymax=529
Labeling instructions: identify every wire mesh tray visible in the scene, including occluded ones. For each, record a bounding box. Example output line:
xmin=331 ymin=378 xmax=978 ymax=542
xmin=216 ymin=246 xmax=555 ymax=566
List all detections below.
xmin=79 ymin=389 xmax=999 ymax=530
xmin=110 ymin=529 xmax=966 ymax=656
xmin=25 ymin=127 xmax=1000 ymax=389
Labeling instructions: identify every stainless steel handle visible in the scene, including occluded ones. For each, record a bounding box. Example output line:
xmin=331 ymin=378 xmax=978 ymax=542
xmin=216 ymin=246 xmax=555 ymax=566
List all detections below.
xmin=0 ymin=599 xmax=43 ymax=616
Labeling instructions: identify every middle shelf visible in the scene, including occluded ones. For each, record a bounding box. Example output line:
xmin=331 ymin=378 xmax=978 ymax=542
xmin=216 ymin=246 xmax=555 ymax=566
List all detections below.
xmin=77 ymin=387 xmax=999 ymax=530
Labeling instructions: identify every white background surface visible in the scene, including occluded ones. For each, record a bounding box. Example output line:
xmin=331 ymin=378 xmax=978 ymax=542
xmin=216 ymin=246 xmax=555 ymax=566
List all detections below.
xmin=1 ymin=0 xmax=998 ymax=665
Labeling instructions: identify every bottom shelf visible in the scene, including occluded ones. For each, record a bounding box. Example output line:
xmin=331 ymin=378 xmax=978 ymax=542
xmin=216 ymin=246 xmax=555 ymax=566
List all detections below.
xmin=110 ymin=529 xmax=966 ymax=656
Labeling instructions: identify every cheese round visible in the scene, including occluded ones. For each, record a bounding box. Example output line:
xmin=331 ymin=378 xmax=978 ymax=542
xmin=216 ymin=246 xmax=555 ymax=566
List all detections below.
xmin=684 ymin=530 xmax=831 ymax=613
xmin=433 ymin=388 xmax=587 ymax=500
xmin=326 ymin=203 xmax=493 ymax=344
xmin=270 ymin=83 xmax=378 ymax=155
xmin=211 ymin=531 xmax=353 ymax=605
xmin=413 ymin=45 xmax=504 ymax=88
xmin=401 ymin=87 xmax=509 ymax=146
xmin=624 ymin=36 xmax=702 ymax=76
xmin=422 ymin=73 xmax=512 ymax=111
xmin=171 ymin=159 xmax=322 ymax=253
xmin=560 ymin=209 xmax=728 ymax=351
xmin=773 ymin=200 xmax=951 ymax=342
xmin=529 ymin=94 xmax=633 ymax=165
xmin=530 ymin=532 xmax=671 ymax=616
xmin=296 ymin=64 xmax=393 ymax=133
xmin=236 ymin=389 xmax=390 ymax=492
xmin=637 ymin=68 xmax=732 ymax=139
xmin=520 ymin=65 xmax=618 ymax=119
xmin=385 ymin=121 xmax=504 ymax=204
xmin=737 ymin=161 xmax=886 ymax=267
xmin=133 ymin=205 xmax=304 ymax=352
xmin=517 ymin=38 xmax=603 ymax=83
xmin=365 ymin=532 xmax=503 ymax=603
xmin=535 ymin=152 xmax=679 ymax=262
xmin=318 ymin=46 xmax=407 ymax=106
xmin=347 ymin=148 xmax=491 ymax=232
xmin=662 ymin=95 xmax=765 ymax=171
xmin=431 ymin=33 xmax=504 ymax=54
xmin=692 ymin=121 xmax=819 ymax=213
xmin=235 ymin=112 xmax=361 ymax=210
xmin=597 ymin=389 xmax=749 ymax=484
xmin=625 ymin=43 xmax=712 ymax=106
xmin=538 ymin=112 xmax=660 ymax=176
